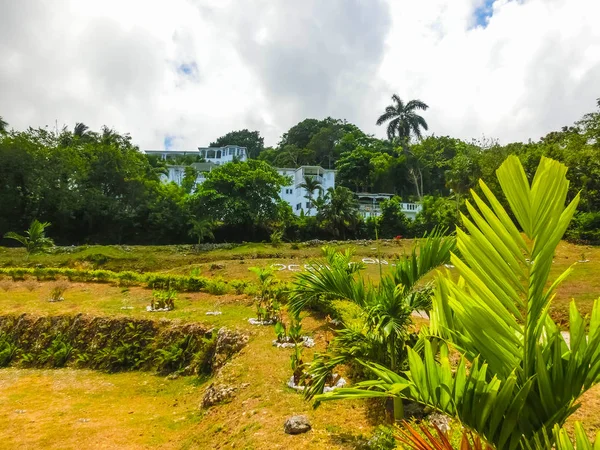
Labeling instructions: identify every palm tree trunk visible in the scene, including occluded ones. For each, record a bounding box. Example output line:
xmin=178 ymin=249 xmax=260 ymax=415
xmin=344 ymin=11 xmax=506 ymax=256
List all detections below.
xmin=389 ymin=336 xmax=404 ymax=421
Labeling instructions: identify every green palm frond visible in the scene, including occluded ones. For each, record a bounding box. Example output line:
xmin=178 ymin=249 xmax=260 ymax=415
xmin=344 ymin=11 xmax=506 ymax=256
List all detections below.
xmin=314 ymin=156 xmax=600 ymax=449
xmin=4 ymin=219 xmax=54 ymax=256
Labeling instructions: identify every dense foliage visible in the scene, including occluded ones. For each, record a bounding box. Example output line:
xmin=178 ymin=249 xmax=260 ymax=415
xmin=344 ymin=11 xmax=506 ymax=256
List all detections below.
xmin=1 ymin=98 xmax=599 ymax=245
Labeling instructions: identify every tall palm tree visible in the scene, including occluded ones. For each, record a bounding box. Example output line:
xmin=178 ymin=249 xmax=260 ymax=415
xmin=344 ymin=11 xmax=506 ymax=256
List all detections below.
xmin=299 ymin=175 xmax=322 ymax=215
xmin=74 ymin=122 xmax=89 ymax=136
xmin=377 ymin=95 xmax=429 ymax=200
xmin=376 ymin=95 xmax=429 ymax=144
xmin=0 ymin=116 xmax=8 ymax=134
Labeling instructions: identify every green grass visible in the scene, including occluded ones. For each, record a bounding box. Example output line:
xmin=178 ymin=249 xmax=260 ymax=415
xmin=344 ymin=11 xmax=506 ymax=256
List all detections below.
xmin=0 ymin=241 xmax=415 ymax=273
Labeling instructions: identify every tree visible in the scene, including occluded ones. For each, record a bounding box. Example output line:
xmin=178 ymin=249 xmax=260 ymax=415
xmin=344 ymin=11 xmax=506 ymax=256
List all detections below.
xmin=289 ymin=231 xmax=455 ymax=420
xmin=299 ymin=175 xmax=322 ymax=215
xmin=336 ymin=147 xmax=375 ymax=192
xmin=4 ymin=219 xmax=54 ymax=258
xmin=181 ymin=166 xmax=199 ymax=194
xmin=188 ymin=217 xmax=216 ymax=244
xmin=317 ymin=186 xmax=360 ymax=239
xmin=0 ymin=116 xmax=7 ymax=134
xmin=376 ymin=95 xmax=429 ymax=143
xmin=377 ymin=95 xmax=429 ymax=199
xmin=378 ymin=196 xmax=411 ymax=238
xmin=315 ymin=156 xmax=600 ymax=449
xmin=210 ymin=129 xmax=265 ymax=159
xmin=190 ymin=160 xmax=288 ymax=235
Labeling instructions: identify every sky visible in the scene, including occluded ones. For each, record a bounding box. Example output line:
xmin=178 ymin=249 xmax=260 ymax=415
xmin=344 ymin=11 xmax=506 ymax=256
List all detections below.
xmin=1 ymin=0 xmax=599 ymax=150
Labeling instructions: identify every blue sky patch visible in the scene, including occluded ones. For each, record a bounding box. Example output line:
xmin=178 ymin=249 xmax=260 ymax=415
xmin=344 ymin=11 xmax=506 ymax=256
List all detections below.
xmin=164 ymin=135 xmax=176 ymax=150
xmin=473 ymin=0 xmax=495 ymax=28
xmin=177 ymin=62 xmax=200 ymax=81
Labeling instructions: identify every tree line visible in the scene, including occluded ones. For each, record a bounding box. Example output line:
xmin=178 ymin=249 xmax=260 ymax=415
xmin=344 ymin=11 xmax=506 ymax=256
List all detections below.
xmin=0 ymin=96 xmax=599 ymax=245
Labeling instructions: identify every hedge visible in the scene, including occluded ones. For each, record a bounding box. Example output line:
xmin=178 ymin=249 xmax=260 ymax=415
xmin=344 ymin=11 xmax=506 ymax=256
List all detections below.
xmin=0 ymin=314 xmax=246 ymax=375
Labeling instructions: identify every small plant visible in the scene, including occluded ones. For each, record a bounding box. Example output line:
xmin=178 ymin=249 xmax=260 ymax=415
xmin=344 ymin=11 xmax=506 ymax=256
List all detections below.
xmin=274 ymin=321 xmax=287 ymax=343
xmin=287 ymin=316 xmax=304 ymax=344
xmin=249 ymin=267 xmax=282 ymax=324
xmin=270 ymin=230 xmax=284 ymax=247
xmin=49 ymin=280 xmax=69 ymax=302
xmin=290 ymin=343 xmax=306 ymax=385
xmin=39 ymin=333 xmax=73 ymax=368
xmin=190 ymin=267 xmax=202 ymax=277
xmin=290 ymin=242 xmax=301 ymax=250
xmin=3 ymin=219 xmax=54 ymax=259
xmin=0 ymin=335 xmax=18 ymax=367
xmin=150 ymin=289 xmax=177 ymax=311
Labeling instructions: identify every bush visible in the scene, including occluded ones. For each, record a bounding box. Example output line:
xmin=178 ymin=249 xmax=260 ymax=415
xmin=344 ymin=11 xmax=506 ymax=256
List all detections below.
xmin=206 ymin=279 xmax=229 ymax=295
xmin=229 ymin=279 xmax=249 ymax=295
xmin=566 ymin=211 xmax=600 ymax=244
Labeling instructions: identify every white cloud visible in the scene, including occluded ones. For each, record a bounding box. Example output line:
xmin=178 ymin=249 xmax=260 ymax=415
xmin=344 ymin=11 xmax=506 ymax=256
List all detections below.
xmin=0 ymin=0 xmax=598 ymax=149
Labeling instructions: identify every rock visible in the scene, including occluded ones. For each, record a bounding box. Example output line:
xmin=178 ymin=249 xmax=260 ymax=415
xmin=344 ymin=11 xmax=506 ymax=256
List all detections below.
xmin=284 ymin=415 xmax=311 ymax=435
xmin=201 ymin=384 xmax=237 ymax=408
xmin=428 ymin=412 xmax=451 ymax=434
xmin=212 ymin=327 xmax=249 ymax=370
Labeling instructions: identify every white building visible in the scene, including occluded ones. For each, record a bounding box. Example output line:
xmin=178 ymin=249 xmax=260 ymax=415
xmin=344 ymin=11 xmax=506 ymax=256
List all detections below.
xmin=145 ymin=145 xmax=247 ymax=165
xmin=146 ymin=148 xmax=421 ymax=219
xmin=356 ymin=193 xmax=422 ymax=220
xmin=276 ymin=166 xmax=336 ymax=217
xmin=161 ymin=162 xmax=217 ymax=186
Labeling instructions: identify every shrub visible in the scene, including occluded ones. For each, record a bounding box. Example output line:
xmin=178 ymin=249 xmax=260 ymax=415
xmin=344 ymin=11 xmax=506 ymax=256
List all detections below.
xmin=566 ymin=211 xmax=600 ymax=244
xmin=0 ymin=267 xmax=221 ymax=293
xmin=206 ymin=279 xmax=229 ymax=296
xmin=229 ymin=279 xmax=249 ymax=295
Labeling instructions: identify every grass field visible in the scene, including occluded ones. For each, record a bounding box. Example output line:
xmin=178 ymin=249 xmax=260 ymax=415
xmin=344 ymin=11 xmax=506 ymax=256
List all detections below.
xmin=1 ymin=240 xmax=599 ymax=448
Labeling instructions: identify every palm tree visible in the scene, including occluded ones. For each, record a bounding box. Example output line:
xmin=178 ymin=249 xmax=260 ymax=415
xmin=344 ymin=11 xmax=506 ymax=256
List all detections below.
xmin=74 ymin=122 xmax=90 ymax=138
xmin=299 ymin=175 xmax=322 ymax=215
xmin=0 ymin=116 xmax=8 ymax=134
xmin=188 ymin=217 xmax=216 ymax=244
xmin=315 ymin=156 xmax=600 ymax=449
xmin=317 ymin=186 xmax=359 ymax=239
xmin=376 ymin=95 xmax=429 ymax=144
xmin=289 ymin=230 xmax=455 ymax=420
xmin=4 ymin=220 xmax=54 ymax=259
xmin=377 ymin=95 xmax=429 ymax=200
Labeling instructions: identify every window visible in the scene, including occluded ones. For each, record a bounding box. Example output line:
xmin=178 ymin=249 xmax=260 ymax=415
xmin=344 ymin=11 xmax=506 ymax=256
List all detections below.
xmin=285 ymin=188 xmax=293 ymax=195
xmin=305 ymin=202 xmax=311 ymax=208
xmin=296 ymin=203 xmax=301 ymax=211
